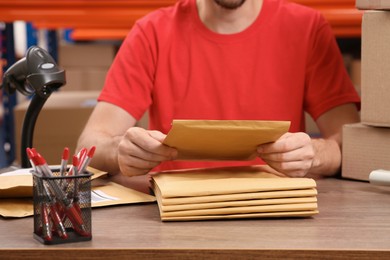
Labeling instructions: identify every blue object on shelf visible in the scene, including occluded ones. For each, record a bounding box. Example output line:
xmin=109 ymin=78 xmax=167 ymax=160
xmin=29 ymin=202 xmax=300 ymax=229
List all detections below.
xmin=63 ymin=29 xmax=74 ymax=43
xmin=0 ymin=123 xmax=6 ymax=168
xmin=46 ymin=30 xmax=58 ymax=62
xmin=26 ymin=22 xmax=38 ymax=48
xmin=1 ymin=23 xmax=17 ymax=166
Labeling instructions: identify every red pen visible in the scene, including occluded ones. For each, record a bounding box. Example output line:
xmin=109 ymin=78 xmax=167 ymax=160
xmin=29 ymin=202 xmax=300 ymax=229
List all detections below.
xmin=64 ymin=203 xmax=91 ymax=237
xmin=41 ymin=203 xmax=52 ymax=242
xmin=76 ymin=148 xmax=87 ymax=166
xmin=67 ymin=155 xmax=79 ymax=176
xmin=42 ymin=183 xmax=68 ymax=240
xmin=60 ymin=147 xmax=69 ymax=177
xmin=49 ymin=202 xmax=68 ymax=239
xmin=43 ymin=172 xmax=89 ymax=237
xmin=79 ymin=146 xmax=96 ymax=174
xmin=26 ymin=147 xmax=38 ymax=172
xmin=33 ymin=151 xmax=53 ymax=177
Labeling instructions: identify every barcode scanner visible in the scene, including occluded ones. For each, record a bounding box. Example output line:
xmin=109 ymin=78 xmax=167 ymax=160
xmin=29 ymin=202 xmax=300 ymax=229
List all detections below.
xmin=1 ymin=46 xmax=65 ymax=97
xmin=0 ymin=46 xmax=66 ymax=168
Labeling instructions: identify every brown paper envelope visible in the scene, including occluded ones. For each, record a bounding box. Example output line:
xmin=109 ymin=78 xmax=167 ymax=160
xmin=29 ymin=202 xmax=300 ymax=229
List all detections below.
xmin=0 ymin=198 xmax=34 ymax=218
xmin=0 ymin=180 xmax=155 ymax=218
xmin=160 ymin=202 xmax=318 ymax=217
xmin=162 ymin=210 xmax=319 ymax=221
xmin=91 ymin=181 xmax=156 ymax=207
xmin=160 ymin=188 xmax=317 ymax=205
xmin=153 ymin=166 xmax=316 ymax=198
xmin=0 ymin=175 xmax=34 ymax=198
xmin=0 ymin=167 xmax=108 ymax=198
xmin=163 ymin=120 xmax=290 ymax=160
xmin=160 ymin=196 xmax=317 ymax=212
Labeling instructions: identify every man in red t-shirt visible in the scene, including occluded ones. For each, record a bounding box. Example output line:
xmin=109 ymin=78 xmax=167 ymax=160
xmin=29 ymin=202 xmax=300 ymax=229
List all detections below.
xmin=77 ymin=0 xmax=360 ymax=180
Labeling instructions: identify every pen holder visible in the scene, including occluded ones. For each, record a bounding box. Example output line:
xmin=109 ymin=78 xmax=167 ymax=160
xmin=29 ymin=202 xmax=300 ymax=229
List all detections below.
xmin=32 ymin=170 xmax=92 ymax=245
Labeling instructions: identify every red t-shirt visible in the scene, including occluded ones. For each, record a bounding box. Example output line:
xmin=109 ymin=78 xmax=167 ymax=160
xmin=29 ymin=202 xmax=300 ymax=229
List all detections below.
xmin=99 ymin=0 xmax=360 ymax=171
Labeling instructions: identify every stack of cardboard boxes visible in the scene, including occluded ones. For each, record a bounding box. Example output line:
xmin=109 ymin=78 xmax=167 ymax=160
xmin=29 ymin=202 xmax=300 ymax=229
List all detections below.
xmin=342 ymin=0 xmax=390 ymax=181
xmin=58 ymin=43 xmax=118 ymax=91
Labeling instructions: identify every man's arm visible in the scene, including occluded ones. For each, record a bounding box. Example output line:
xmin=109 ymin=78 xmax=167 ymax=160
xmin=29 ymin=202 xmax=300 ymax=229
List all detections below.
xmin=310 ymin=103 xmax=360 ymax=176
xmin=257 ymin=103 xmax=360 ymax=177
xmin=76 ymin=101 xmax=177 ymax=176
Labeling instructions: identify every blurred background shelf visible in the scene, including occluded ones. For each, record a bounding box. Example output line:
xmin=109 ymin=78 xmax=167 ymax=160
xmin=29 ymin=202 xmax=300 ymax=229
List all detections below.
xmin=0 ymin=0 xmax=362 ymax=40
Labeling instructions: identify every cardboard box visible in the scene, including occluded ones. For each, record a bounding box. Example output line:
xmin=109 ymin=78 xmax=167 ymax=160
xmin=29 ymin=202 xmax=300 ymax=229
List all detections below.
xmin=85 ymin=69 xmax=108 ymax=90
xmin=14 ymin=91 xmax=100 ymax=165
xmin=58 ymin=43 xmax=117 ymax=68
xmin=342 ymin=123 xmax=390 ymax=181
xmin=62 ymin=69 xmax=84 ymax=91
xmin=357 ymin=0 xmax=390 ymax=10
xmin=63 ymin=68 xmax=108 ymax=91
xmin=361 ymin=11 xmax=390 ymax=127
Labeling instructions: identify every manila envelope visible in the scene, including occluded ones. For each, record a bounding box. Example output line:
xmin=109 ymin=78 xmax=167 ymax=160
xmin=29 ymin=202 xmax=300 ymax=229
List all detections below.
xmin=162 ymin=210 xmax=319 ymax=221
xmin=0 ymin=167 xmax=108 ymax=198
xmin=158 ymin=196 xmax=317 ymax=212
xmin=158 ymin=188 xmax=318 ymax=206
xmin=160 ymin=202 xmax=318 ymax=218
xmin=163 ymin=120 xmax=290 ymax=160
xmin=152 ymin=166 xmax=317 ymax=198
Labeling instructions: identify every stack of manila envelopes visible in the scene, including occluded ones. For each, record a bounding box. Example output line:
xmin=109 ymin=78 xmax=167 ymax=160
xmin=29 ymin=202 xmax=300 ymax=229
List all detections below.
xmin=152 ymin=166 xmax=318 ymax=221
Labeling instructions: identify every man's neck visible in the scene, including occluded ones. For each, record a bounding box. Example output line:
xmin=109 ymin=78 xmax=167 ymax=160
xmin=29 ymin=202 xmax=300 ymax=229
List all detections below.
xmin=196 ymin=0 xmax=263 ymax=34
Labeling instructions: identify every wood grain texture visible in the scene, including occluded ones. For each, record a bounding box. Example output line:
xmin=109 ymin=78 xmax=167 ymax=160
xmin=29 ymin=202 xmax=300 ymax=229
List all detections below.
xmin=1 ymin=178 xmax=390 ymax=259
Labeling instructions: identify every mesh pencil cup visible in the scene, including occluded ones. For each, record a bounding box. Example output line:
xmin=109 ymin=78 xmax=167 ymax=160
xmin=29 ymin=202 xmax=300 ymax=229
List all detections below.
xmin=32 ymin=169 xmax=92 ymax=245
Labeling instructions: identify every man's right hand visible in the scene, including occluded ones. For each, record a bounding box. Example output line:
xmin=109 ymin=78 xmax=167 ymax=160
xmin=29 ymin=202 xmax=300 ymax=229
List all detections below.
xmin=117 ymin=127 xmax=178 ymax=177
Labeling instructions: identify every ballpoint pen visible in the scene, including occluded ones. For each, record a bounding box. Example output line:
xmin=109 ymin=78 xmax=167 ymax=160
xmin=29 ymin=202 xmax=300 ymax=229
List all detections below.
xmin=51 ymin=183 xmax=90 ymax=237
xmin=70 ymin=155 xmax=80 ymax=200
xmin=72 ymin=155 xmax=79 ymax=176
xmin=67 ymin=155 xmax=79 ymax=177
xmin=70 ymin=154 xmax=84 ymax=215
xmin=41 ymin=202 xmax=52 ymax=242
xmin=42 ymin=183 xmax=68 ymax=239
xmin=76 ymin=147 xmax=87 ymax=167
xmin=49 ymin=203 xmax=68 ymax=239
xmin=26 ymin=147 xmax=38 ymax=172
xmin=29 ymin=149 xmax=53 ymax=178
xmin=44 ymin=168 xmax=90 ymax=237
xmin=60 ymin=147 xmax=69 ymax=177
xmin=79 ymin=146 xmax=96 ymax=174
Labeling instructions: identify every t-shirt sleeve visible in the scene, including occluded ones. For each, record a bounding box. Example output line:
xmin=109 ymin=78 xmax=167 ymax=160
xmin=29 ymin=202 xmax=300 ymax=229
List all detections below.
xmin=303 ymin=15 xmax=361 ymax=120
xmin=98 ymin=22 xmax=155 ymax=120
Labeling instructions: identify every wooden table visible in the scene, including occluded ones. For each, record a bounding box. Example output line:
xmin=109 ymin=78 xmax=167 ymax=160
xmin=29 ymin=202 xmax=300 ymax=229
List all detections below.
xmin=1 ymin=177 xmax=389 ymax=259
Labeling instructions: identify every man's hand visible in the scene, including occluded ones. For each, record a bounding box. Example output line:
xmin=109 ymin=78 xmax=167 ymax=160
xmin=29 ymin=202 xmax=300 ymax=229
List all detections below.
xmin=257 ymin=132 xmax=315 ymax=177
xmin=117 ymin=127 xmax=178 ymax=177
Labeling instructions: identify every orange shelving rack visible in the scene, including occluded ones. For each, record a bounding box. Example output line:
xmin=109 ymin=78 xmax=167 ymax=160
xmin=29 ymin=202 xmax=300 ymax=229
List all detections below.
xmin=0 ymin=0 xmax=362 ymax=40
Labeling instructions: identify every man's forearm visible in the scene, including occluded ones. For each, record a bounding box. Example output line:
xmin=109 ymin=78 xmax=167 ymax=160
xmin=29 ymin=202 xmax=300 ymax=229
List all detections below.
xmin=309 ymin=138 xmax=342 ymax=177
xmin=77 ymin=133 xmax=122 ymax=175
